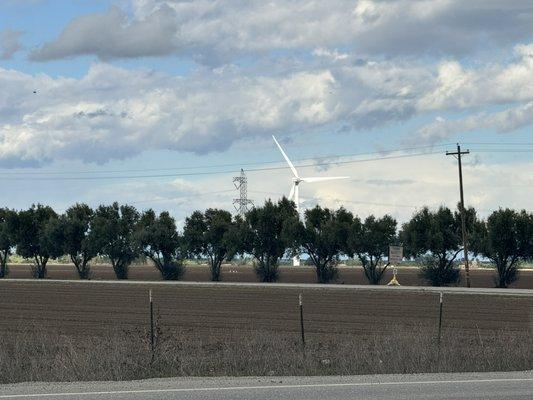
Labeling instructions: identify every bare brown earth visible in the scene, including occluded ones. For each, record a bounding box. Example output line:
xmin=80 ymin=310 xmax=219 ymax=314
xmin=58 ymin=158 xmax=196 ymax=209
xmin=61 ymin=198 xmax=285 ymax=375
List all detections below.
xmin=0 ymin=280 xmax=531 ymax=340
xmin=5 ymin=263 xmax=533 ymax=288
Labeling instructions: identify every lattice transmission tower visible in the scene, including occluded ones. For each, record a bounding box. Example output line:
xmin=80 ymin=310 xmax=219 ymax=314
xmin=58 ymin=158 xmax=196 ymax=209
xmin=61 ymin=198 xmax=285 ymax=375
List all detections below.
xmin=233 ymin=169 xmax=254 ymax=216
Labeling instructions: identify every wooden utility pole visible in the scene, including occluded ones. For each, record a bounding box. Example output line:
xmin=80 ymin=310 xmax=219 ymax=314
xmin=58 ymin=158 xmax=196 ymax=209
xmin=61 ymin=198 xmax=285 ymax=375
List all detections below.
xmin=446 ymin=144 xmax=471 ymax=288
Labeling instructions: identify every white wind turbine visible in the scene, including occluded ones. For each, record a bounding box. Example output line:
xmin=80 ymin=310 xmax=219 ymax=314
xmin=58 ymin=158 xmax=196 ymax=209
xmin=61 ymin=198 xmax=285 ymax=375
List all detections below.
xmin=272 ymin=135 xmax=349 ymax=266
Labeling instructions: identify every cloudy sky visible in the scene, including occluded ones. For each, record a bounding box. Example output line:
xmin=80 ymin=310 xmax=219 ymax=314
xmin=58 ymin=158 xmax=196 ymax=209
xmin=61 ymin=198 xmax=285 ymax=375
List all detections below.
xmin=0 ymin=0 xmax=532 ymax=225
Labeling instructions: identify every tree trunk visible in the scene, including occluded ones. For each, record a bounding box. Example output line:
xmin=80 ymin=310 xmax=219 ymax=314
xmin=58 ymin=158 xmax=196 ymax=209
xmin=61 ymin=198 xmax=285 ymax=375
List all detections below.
xmin=31 ymin=256 xmax=48 ymax=279
xmin=495 ymin=261 xmax=518 ymax=288
xmin=78 ymin=260 xmax=91 ymax=280
xmin=71 ymin=255 xmax=91 ymax=280
xmin=0 ymin=251 xmax=7 ymax=278
xmin=254 ymin=255 xmax=279 ymax=282
xmin=211 ymin=258 xmax=222 ymax=282
xmin=359 ymin=255 xmax=384 ymax=285
xmin=496 ymin=261 xmax=507 ymax=288
xmin=314 ymin=259 xmax=337 ymax=284
xmin=112 ymin=259 xmax=129 ymax=280
xmin=149 ymin=255 xmax=184 ymax=281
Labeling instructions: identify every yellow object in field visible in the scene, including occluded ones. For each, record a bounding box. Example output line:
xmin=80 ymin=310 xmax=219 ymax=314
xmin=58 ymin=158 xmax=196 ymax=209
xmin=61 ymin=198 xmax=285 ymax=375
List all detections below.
xmin=387 ymin=267 xmax=401 ymax=286
xmin=387 ymin=275 xmax=400 ymax=286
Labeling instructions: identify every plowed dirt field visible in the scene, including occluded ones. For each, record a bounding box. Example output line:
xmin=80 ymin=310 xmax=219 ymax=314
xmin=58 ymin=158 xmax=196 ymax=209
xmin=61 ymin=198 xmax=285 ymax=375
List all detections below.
xmin=5 ymin=263 xmax=533 ymax=288
xmin=0 ymin=280 xmax=531 ymax=338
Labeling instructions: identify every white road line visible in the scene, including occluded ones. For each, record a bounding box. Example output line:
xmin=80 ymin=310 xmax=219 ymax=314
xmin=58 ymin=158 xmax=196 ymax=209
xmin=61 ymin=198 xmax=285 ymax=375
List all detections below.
xmin=2 ymin=378 xmax=533 ymax=398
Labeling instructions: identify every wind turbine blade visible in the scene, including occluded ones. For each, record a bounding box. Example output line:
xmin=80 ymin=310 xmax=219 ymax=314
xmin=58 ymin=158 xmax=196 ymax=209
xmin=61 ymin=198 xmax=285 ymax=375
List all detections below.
xmin=301 ymin=176 xmax=350 ymax=183
xmin=272 ymin=135 xmax=299 ymax=178
xmin=289 ymin=183 xmax=295 ymax=200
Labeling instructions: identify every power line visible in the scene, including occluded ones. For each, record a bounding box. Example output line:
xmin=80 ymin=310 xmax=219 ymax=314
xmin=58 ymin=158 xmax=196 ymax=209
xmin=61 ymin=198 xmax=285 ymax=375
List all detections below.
xmin=248 ymin=190 xmax=508 ymax=214
xmin=0 ymin=142 xmax=529 ymax=179
xmin=53 ymin=189 xmax=236 ymax=213
xmin=469 ymin=149 xmax=533 ymax=153
xmin=249 ymin=190 xmax=433 ymax=210
xmin=0 ymin=141 xmax=529 ymax=178
xmin=0 ymin=143 xmax=452 ymax=176
xmin=462 ymin=142 xmax=533 ymax=146
xmin=129 ymin=189 xmax=235 ymax=205
xmin=0 ymin=151 xmax=443 ymax=181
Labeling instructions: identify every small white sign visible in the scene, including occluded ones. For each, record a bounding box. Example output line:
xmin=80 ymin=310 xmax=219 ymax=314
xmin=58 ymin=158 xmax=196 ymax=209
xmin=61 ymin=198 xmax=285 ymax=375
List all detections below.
xmin=389 ymin=245 xmax=403 ymax=265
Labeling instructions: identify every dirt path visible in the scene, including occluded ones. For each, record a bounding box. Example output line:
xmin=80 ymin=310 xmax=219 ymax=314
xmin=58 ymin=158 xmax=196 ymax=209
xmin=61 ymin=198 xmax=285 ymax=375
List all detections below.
xmin=5 ymin=264 xmax=533 ymax=289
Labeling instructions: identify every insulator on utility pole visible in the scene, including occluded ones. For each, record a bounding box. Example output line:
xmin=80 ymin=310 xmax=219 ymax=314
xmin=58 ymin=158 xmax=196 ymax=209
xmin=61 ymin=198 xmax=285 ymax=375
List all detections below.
xmin=446 ymin=143 xmax=471 ymax=288
xmin=233 ymin=169 xmax=254 ymax=216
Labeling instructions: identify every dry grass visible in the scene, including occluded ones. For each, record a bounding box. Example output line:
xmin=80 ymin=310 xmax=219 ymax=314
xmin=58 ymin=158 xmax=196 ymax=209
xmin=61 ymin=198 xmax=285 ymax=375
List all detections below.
xmin=1 ymin=281 xmax=531 ymax=384
xmin=1 ymin=324 xmax=531 ymax=384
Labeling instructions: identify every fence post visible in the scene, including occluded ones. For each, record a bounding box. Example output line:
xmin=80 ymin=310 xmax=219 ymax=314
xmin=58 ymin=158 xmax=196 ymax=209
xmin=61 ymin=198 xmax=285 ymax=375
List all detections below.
xmin=437 ymin=292 xmax=443 ymax=368
xmin=438 ymin=292 xmax=443 ymax=345
xmin=299 ymin=293 xmax=305 ymax=348
xmin=149 ymin=289 xmax=155 ymax=361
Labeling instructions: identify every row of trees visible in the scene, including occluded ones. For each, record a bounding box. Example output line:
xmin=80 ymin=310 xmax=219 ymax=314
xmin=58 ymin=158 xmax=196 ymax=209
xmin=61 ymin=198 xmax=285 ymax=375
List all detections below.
xmin=0 ymin=204 xmax=185 ymax=281
xmin=0 ymin=200 xmax=531 ymax=287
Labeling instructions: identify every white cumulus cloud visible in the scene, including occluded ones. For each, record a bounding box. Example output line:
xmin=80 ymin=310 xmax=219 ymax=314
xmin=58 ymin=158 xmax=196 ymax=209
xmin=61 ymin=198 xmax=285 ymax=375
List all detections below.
xmin=30 ymin=0 xmax=533 ymax=62
xmin=2 ymin=44 xmax=533 ymax=166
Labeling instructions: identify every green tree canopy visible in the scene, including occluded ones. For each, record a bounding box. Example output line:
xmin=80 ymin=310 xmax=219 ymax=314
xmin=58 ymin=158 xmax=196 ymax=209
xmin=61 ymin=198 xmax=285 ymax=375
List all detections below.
xmin=400 ymin=206 xmax=472 ymax=286
xmin=348 ymin=214 xmax=397 ymax=285
xmin=183 ymin=208 xmax=234 ymax=282
xmin=472 ymin=209 xmax=533 ymax=288
xmin=287 ymin=206 xmax=353 ymax=283
xmin=0 ymin=208 xmax=18 ymax=278
xmin=136 ymin=209 xmax=184 ymax=280
xmin=61 ymin=203 xmax=95 ymax=279
xmin=239 ymin=198 xmax=298 ymax=282
xmin=88 ymin=203 xmax=140 ymax=279
xmin=15 ymin=204 xmax=63 ymax=279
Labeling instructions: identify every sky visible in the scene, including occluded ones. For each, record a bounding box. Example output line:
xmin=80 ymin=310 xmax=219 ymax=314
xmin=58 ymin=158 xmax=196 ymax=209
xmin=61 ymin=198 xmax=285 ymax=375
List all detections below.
xmin=0 ymin=0 xmax=532 ymax=226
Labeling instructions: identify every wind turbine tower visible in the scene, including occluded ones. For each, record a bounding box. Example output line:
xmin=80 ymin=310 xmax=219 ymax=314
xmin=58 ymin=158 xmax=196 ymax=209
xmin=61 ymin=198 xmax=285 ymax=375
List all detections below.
xmin=272 ymin=135 xmax=349 ymax=266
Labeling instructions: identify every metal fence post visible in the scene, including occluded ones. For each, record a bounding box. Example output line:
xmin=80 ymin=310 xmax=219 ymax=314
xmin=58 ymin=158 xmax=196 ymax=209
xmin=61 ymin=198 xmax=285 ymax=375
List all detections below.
xmin=438 ymin=292 xmax=443 ymax=346
xmin=149 ymin=289 xmax=155 ymax=361
xmin=299 ymin=293 xmax=305 ymax=348
xmin=437 ymin=292 xmax=444 ymax=368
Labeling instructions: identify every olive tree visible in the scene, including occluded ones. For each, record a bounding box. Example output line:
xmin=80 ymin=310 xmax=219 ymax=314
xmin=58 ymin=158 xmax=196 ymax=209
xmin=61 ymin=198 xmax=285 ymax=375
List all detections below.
xmin=61 ymin=203 xmax=95 ymax=279
xmin=15 ymin=205 xmax=63 ymax=279
xmin=136 ymin=209 xmax=185 ymax=280
xmin=183 ymin=209 xmax=234 ymax=282
xmin=88 ymin=203 xmax=140 ymax=279
xmin=0 ymin=208 xmax=17 ymax=278
xmin=400 ymin=206 xmax=470 ymax=287
xmin=239 ymin=198 xmax=298 ymax=282
xmin=287 ymin=206 xmax=352 ymax=283
xmin=472 ymin=209 xmax=533 ymax=288
xmin=348 ymin=214 xmax=397 ymax=285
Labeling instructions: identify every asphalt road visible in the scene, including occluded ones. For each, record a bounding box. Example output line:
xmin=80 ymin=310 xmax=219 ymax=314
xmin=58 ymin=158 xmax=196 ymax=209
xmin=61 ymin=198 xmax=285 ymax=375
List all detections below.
xmin=1 ymin=372 xmax=532 ymax=399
